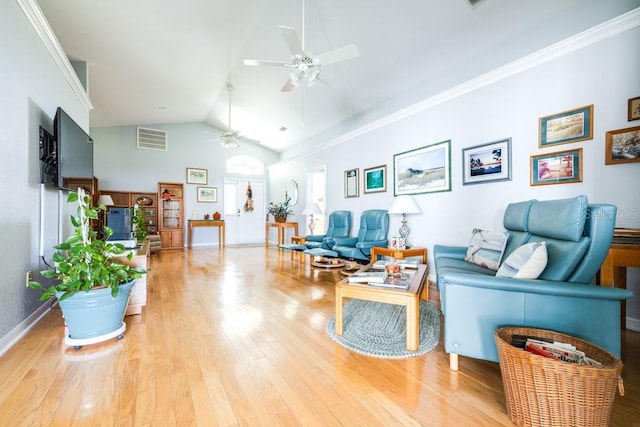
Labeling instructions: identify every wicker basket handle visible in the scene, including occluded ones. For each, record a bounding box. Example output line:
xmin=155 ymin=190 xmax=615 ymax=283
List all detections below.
xmin=618 ymin=377 xmax=625 ymax=396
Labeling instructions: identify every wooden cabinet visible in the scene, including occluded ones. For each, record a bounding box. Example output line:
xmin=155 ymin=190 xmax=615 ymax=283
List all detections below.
xmin=158 ymin=182 xmax=184 ymax=249
xmin=99 ymin=190 xmax=158 ymax=236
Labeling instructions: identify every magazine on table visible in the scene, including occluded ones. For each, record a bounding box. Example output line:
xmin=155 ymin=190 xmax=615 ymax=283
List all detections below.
xmin=367 ymin=272 xmax=413 ymax=290
xmin=348 ymin=270 xmax=388 ymax=284
xmin=371 ymin=259 xmax=419 ymax=269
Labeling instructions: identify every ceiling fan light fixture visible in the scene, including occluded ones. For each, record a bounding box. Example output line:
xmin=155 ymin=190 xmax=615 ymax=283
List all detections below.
xmin=220 ymin=83 xmax=240 ymax=149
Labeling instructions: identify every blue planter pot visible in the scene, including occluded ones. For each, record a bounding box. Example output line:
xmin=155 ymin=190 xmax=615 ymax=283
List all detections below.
xmin=57 ymin=280 xmax=135 ymax=339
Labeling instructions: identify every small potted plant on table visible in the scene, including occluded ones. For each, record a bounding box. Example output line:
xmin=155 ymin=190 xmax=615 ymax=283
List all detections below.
xmin=268 ymin=197 xmax=293 ymax=223
xmin=29 ymin=189 xmax=145 ymax=349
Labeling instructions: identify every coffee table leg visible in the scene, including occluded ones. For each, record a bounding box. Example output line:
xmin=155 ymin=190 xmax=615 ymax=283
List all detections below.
xmin=335 ymin=289 xmax=344 ymax=336
xmin=406 ymin=297 xmax=419 ymax=351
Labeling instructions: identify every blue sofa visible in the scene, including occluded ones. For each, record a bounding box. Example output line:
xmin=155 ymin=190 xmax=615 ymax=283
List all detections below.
xmin=434 ymin=195 xmax=634 ymax=371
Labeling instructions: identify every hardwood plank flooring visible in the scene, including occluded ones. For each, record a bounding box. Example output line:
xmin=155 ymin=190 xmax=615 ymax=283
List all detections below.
xmin=1 ymin=246 xmax=638 ymax=426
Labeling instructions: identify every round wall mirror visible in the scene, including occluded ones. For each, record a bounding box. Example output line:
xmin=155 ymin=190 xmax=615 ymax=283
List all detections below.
xmin=285 ymin=180 xmax=298 ymax=206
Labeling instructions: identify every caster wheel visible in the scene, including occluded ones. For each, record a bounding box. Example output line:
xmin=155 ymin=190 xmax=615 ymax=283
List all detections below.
xmin=117 ymin=334 xmax=124 ymax=340
xmin=74 ymin=345 xmax=82 ymax=350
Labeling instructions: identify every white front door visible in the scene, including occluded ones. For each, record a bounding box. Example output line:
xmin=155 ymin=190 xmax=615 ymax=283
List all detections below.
xmin=224 ymin=179 xmax=265 ymax=245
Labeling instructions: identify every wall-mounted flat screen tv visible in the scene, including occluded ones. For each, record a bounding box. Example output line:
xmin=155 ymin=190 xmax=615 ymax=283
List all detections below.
xmin=54 ymin=107 xmax=93 ymax=191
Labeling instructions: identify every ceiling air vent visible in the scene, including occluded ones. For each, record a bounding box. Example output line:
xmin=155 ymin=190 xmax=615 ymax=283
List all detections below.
xmin=467 ymin=0 xmax=487 ymax=8
xmin=137 ymin=127 xmax=167 ymax=151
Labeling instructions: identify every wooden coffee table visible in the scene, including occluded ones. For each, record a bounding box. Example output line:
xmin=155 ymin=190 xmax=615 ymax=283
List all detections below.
xmin=334 ymin=264 xmax=428 ymax=351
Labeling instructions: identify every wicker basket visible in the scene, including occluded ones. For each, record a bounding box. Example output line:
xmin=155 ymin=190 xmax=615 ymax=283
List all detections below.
xmin=494 ymin=327 xmax=623 ymax=427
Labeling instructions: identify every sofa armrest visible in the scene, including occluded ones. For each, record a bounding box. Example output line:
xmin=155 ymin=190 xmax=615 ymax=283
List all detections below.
xmin=439 ymin=271 xmax=634 ymax=301
xmin=333 ymin=237 xmax=358 ymax=247
xmin=434 ymin=245 xmax=467 ymax=261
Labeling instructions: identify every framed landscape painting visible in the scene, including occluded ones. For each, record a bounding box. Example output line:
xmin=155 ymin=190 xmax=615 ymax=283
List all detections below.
xmin=539 ymin=105 xmax=593 ymax=147
xmin=393 ymin=140 xmax=451 ymax=196
xmin=363 ymin=164 xmax=387 ymax=194
xmin=186 ymin=167 xmax=208 ymax=185
xmin=605 ymin=125 xmax=640 ymax=165
xmin=462 ymin=138 xmax=512 ymax=185
xmin=197 ymin=186 xmax=218 ymax=202
xmin=530 ymin=148 xmax=583 ymax=186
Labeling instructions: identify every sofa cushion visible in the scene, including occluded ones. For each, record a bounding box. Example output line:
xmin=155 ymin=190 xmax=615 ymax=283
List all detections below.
xmin=528 ymin=195 xmax=587 ymax=242
xmin=496 ymin=241 xmax=547 ymax=279
xmin=464 ymin=229 xmax=509 ymax=271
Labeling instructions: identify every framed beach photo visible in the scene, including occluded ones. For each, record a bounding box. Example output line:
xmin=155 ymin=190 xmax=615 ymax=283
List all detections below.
xmin=628 ymin=97 xmax=640 ymax=121
xmin=539 ymin=105 xmax=594 ymax=147
xmin=363 ymin=164 xmax=387 ymax=194
xmin=197 ymin=186 xmax=218 ymax=202
xmin=393 ymin=140 xmax=451 ymax=196
xmin=344 ymin=168 xmax=359 ymax=198
xmin=186 ymin=167 xmax=208 ymax=185
xmin=530 ymin=148 xmax=583 ymax=186
xmin=605 ymin=125 xmax=640 ymax=165
xmin=462 ymin=138 xmax=512 ymax=185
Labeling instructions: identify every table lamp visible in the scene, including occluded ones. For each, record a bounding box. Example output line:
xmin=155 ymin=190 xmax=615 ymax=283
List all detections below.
xmin=97 ymin=195 xmax=115 ymax=207
xmin=388 ymin=195 xmax=421 ymax=243
xmin=302 ymin=203 xmax=322 ymax=234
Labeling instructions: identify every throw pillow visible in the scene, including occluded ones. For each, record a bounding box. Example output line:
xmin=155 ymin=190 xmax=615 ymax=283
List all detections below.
xmin=496 ymin=241 xmax=548 ymax=279
xmin=464 ymin=228 xmax=509 ymax=271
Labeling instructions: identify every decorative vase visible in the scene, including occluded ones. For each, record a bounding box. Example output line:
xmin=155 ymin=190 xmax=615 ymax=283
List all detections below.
xmin=213 ymin=211 xmax=221 ymax=220
xmin=274 ymin=215 xmax=287 ymax=223
xmin=57 ymin=280 xmax=135 ymax=339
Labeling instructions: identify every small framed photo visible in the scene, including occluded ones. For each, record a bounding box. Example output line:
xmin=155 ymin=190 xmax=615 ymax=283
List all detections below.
xmin=530 ymin=148 xmax=583 ymax=186
xmin=462 ymin=138 xmax=512 ymax=185
xmin=393 ymin=140 xmax=451 ymax=196
xmin=605 ymin=125 xmax=640 ymax=165
xmin=344 ymin=168 xmax=359 ymax=198
xmin=539 ymin=104 xmax=594 ymax=147
xmin=197 ymin=186 xmax=218 ymax=202
xmin=628 ymin=97 xmax=640 ymax=121
xmin=363 ymin=164 xmax=387 ymax=194
xmin=186 ymin=167 xmax=208 ymax=185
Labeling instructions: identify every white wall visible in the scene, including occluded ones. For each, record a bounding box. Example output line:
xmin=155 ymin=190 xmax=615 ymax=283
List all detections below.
xmin=270 ymin=26 xmax=640 ymax=326
xmin=0 ymin=0 xmax=90 ymax=342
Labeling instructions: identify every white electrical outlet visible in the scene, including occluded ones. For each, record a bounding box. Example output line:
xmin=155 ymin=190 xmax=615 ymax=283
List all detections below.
xmin=25 ymin=271 xmax=31 ymax=286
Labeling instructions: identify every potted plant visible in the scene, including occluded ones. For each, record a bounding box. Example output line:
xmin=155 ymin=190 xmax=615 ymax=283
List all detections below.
xmin=131 ymin=203 xmax=148 ymax=242
xmin=268 ymin=197 xmax=293 ymax=223
xmin=29 ymin=189 xmax=145 ymax=347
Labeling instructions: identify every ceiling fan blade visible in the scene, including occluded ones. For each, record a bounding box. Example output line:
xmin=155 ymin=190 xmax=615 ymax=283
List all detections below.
xmin=243 ymin=59 xmax=290 ymax=67
xmin=281 ymin=78 xmax=296 ymax=93
xmin=279 ymin=26 xmax=304 ymax=56
xmin=314 ymin=44 xmax=359 ymax=66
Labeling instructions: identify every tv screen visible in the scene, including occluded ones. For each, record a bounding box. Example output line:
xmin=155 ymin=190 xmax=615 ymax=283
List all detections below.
xmin=54 ymin=107 xmax=93 ymax=191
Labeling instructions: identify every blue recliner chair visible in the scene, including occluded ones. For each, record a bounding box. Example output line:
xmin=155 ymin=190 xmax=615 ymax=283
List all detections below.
xmin=304 ymin=210 xmax=351 ymax=250
xmin=434 ymin=195 xmax=634 ymax=371
xmin=331 ymin=209 xmax=389 ymax=262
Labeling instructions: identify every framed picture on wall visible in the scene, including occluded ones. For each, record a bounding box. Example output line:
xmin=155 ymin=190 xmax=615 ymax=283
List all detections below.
xmin=344 ymin=168 xmax=359 ymax=198
xmin=530 ymin=148 xmax=583 ymax=186
xmin=186 ymin=167 xmax=208 ymax=184
xmin=393 ymin=140 xmax=451 ymax=196
xmin=363 ymin=164 xmax=387 ymax=194
xmin=462 ymin=138 xmax=512 ymax=185
xmin=605 ymin=125 xmax=640 ymax=165
xmin=628 ymin=97 xmax=640 ymax=121
xmin=197 ymin=186 xmax=218 ymax=202
xmin=539 ymin=105 xmax=594 ymax=147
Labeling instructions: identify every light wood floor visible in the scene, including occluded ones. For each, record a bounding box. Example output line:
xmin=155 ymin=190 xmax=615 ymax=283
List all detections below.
xmin=1 ymin=247 xmax=638 ymax=426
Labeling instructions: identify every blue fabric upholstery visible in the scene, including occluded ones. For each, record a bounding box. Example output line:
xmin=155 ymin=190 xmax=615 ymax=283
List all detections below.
xmin=331 ymin=210 xmax=389 ymax=261
xmin=434 ymin=195 xmax=634 ymax=370
xmin=304 ymin=210 xmax=351 ymax=250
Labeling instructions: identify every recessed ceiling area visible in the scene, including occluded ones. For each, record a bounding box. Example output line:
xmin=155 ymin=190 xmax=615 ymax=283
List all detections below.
xmin=36 ymin=0 xmax=640 ymax=152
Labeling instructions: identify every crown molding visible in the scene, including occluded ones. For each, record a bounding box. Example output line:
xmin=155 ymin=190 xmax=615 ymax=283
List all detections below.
xmin=292 ymin=7 xmax=640 ymax=160
xmin=17 ymin=0 xmax=93 ymax=111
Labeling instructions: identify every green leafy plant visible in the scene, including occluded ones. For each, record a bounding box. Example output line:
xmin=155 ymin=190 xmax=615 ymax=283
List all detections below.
xmin=28 ymin=189 xmax=145 ymax=301
xmin=131 ymin=203 xmax=148 ymax=241
xmin=267 ymin=197 xmax=293 ymax=218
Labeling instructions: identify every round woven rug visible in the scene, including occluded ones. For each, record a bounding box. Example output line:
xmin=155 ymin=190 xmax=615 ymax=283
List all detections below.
xmin=326 ymin=299 xmax=441 ymax=359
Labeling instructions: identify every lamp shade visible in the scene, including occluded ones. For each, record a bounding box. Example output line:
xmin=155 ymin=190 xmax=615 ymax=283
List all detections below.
xmin=388 ymin=195 xmax=421 ymax=215
xmin=97 ymin=195 xmax=115 ymax=206
xmin=303 ymin=203 xmax=322 ymax=215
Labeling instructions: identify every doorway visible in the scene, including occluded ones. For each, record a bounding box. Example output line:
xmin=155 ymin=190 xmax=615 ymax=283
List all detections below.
xmin=223 ymin=179 xmax=265 ymax=245
xmin=308 ymin=166 xmax=326 ymax=235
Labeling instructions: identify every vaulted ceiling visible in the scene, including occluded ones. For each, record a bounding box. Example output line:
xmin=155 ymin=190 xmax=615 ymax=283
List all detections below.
xmin=37 ymin=0 xmax=639 ymax=152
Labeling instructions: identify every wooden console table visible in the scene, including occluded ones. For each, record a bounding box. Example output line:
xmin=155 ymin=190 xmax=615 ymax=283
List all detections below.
xmin=187 ymin=220 xmax=225 ymax=248
xmin=265 ymin=222 xmax=298 ymax=246
xmin=597 ymin=228 xmax=640 ymax=329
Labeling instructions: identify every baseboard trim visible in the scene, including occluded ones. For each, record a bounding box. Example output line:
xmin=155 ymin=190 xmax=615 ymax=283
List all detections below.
xmin=0 ymin=302 xmax=51 ymax=357
xmin=626 ymin=316 xmax=640 ymax=333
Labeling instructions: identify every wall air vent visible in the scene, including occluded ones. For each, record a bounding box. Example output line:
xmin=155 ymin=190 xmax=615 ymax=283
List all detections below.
xmin=137 ymin=127 xmax=167 ymax=151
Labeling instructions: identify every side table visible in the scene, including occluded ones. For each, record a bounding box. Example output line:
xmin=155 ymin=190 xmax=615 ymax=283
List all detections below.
xmin=370 ymin=246 xmax=428 ymax=299
xmin=265 ymin=222 xmax=299 ymax=246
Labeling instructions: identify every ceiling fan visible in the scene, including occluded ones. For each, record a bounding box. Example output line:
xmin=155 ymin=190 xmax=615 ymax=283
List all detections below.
xmin=243 ymin=0 xmax=359 ymax=92
xmin=220 ymin=84 xmax=240 ymax=149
